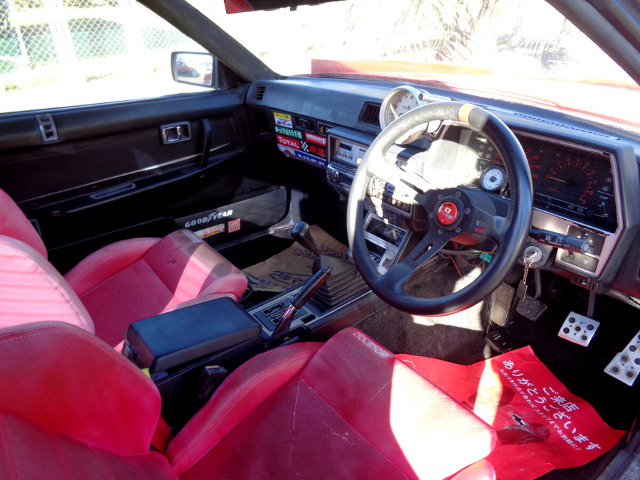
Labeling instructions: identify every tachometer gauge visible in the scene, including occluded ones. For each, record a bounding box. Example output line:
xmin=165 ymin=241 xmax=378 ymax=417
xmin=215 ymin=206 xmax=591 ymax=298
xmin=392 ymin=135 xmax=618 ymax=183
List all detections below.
xmin=379 ymin=85 xmax=424 ymax=144
xmin=480 ymin=166 xmax=506 ymax=192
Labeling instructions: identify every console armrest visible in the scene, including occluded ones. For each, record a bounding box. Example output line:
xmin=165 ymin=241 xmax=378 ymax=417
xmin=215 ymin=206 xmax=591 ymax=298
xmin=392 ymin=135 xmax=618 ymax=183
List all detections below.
xmin=126 ymin=297 xmax=261 ymax=373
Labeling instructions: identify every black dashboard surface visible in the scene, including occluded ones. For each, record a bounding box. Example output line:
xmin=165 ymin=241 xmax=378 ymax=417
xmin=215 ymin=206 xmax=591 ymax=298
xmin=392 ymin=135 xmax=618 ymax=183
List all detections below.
xmin=246 ymin=76 xmax=640 ymax=298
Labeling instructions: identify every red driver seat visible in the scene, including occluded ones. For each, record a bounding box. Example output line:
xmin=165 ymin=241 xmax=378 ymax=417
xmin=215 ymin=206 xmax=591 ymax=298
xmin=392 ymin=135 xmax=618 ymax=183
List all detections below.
xmin=0 ymin=323 xmax=496 ymax=479
xmin=0 ymin=189 xmax=247 ymax=348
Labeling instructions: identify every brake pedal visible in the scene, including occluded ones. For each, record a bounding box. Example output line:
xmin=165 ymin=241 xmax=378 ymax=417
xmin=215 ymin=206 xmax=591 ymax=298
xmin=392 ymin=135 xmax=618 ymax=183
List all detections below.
xmin=605 ymin=330 xmax=640 ymax=386
xmin=557 ymin=312 xmax=600 ymax=346
xmin=516 ymin=296 xmax=547 ymax=321
xmin=489 ymin=282 xmax=515 ymax=327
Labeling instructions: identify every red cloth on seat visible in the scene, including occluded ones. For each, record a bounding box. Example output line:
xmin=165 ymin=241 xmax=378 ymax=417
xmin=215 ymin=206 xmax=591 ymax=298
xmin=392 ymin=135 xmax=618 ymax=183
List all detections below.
xmin=66 ymin=230 xmax=248 ymax=347
xmin=169 ymin=328 xmax=497 ymax=479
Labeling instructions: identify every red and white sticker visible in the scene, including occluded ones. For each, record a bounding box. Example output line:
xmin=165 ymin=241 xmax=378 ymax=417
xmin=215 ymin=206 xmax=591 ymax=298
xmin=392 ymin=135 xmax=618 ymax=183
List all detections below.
xmin=228 ymin=219 xmax=241 ymax=233
xmin=305 ymin=132 xmax=327 ymax=146
xmin=195 ymin=223 xmax=225 ymax=238
xmin=276 ymin=134 xmax=301 ymax=149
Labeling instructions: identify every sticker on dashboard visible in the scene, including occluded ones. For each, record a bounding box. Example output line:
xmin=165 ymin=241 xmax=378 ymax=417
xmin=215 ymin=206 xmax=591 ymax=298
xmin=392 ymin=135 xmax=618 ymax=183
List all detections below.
xmin=305 ymin=132 xmax=327 ymax=146
xmin=275 ymin=125 xmax=303 ymax=139
xmin=276 ymin=134 xmax=301 ymax=149
xmin=318 ymin=122 xmax=333 ymax=135
xmin=273 ymin=112 xmax=293 ymax=128
xmin=277 ymin=145 xmax=327 ymax=168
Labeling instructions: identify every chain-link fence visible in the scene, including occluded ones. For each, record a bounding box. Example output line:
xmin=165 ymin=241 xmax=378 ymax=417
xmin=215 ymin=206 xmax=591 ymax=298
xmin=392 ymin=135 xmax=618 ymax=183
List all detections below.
xmin=1 ymin=0 xmax=206 ymax=112
xmin=0 ymin=0 xmax=196 ymax=72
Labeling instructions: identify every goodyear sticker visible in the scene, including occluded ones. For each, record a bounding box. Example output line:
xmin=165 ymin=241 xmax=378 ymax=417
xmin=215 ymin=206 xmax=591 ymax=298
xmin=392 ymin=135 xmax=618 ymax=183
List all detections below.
xmin=276 ymin=134 xmax=300 ymax=149
xmin=305 ymin=132 xmax=327 ymax=146
xmin=278 ymin=144 xmax=327 ymax=168
xmin=273 ymin=112 xmax=293 ymax=128
xmin=195 ymin=223 xmax=225 ymax=238
xmin=275 ymin=125 xmax=303 ymax=140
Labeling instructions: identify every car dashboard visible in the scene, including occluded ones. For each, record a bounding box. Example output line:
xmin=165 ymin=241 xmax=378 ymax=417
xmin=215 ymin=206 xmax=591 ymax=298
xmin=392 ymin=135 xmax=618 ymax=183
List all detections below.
xmin=246 ymin=77 xmax=640 ymax=302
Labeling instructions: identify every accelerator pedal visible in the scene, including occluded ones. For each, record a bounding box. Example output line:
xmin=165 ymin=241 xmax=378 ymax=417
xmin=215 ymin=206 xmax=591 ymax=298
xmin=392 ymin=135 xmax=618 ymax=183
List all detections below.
xmin=489 ymin=282 xmax=515 ymax=327
xmin=605 ymin=330 xmax=640 ymax=386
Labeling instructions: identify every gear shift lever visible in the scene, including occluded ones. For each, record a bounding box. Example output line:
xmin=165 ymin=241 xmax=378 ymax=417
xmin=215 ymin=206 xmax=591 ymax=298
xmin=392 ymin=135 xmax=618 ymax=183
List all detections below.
xmin=291 ymin=222 xmax=321 ymax=257
xmin=266 ymin=266 xmax=332 ymax=348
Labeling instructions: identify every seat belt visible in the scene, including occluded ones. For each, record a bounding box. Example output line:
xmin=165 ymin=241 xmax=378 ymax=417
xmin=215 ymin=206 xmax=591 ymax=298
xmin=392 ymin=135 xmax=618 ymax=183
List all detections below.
xmin=151 ymin=416 xmax=172 ymax=452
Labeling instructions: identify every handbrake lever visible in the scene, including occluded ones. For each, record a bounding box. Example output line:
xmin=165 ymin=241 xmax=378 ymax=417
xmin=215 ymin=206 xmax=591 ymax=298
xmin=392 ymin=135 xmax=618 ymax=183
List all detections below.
xmin=266 ymin=266 xmax=332 ymax=348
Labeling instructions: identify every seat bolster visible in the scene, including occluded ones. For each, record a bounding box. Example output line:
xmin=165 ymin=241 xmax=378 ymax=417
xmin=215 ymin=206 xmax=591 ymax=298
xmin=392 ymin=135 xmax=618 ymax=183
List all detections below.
xmin=166 ymin=342 xmax=323 ymax=476
xmin=0 ymin=236 xmax=94 ymax=333
xmin=0 ymin=189 xmax=47 ymax=258
xmin=64 ymin=237 xmax=161 ymax=297
xmin=298 ymin=328 xmax=498 ymax=479
xmin=144 ymin=230 xmax=248 ymax=304
xmin=0 ymin=322 xmax=162 ymax=457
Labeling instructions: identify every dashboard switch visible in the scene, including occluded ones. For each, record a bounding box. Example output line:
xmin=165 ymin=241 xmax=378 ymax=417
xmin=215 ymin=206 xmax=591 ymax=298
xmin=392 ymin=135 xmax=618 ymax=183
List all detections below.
xmin=561 ymin=250 xmax=598 ymax=272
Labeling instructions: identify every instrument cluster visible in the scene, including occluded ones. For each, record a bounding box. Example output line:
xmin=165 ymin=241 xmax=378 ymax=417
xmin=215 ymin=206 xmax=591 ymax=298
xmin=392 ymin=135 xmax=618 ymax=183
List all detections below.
xmin=432 ymin=126 xmax=618 ymax=233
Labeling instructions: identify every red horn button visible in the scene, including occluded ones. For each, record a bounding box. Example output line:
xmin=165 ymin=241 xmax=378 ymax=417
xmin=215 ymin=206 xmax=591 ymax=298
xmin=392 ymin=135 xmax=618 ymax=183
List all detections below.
xmin=437 ymin=201 xmax=459 ymax=226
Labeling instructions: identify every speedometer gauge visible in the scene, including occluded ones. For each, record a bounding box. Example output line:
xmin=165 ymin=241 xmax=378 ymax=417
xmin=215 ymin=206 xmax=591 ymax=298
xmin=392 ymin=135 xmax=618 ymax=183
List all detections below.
xmin=480 ymin=166 xmax=506 ymax=192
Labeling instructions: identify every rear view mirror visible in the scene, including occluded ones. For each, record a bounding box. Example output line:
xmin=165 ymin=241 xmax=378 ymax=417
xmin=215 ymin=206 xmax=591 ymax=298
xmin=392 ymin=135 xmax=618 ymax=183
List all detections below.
xmin=225 ymin=0 xmax=344 ymax=13
xmin=171 ymin=52 xmax=218 ymax=88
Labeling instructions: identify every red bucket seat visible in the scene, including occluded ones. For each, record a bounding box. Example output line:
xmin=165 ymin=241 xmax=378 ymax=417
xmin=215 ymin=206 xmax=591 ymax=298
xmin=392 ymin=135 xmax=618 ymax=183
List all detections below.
xmin=0 ymin=323 xmax=496 ymax=479
xmin=0 ymin=189 xmax=247 ymax=347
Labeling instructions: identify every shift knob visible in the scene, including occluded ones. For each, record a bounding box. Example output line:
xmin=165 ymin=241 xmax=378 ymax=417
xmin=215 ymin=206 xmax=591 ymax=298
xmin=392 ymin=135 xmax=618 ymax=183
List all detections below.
xmin=291 ymin=222 xmax=321 ymax=257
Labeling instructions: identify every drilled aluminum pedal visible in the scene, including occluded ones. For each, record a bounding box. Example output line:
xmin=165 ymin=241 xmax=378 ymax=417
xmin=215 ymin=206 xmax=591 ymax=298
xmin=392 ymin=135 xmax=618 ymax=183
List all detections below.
xmin=516 ymin=296 xmax=547 ymax=321
xmin=489 ymin=282 xmax=515 ymax=327
xmin=605 ymin=330 xmax=640 ymax=386
xmin=557 ymin=312 xmax=599 ymax=346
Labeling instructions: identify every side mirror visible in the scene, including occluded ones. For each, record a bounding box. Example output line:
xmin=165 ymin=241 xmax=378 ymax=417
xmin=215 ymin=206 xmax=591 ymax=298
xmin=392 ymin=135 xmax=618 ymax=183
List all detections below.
xmin=171 ymin=52 xmax=218 ymax=88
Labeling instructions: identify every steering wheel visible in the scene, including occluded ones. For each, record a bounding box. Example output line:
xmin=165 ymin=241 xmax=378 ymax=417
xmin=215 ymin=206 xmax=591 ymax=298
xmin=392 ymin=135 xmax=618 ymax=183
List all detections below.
xmin=347 ymin=102 xmax=533 ymax=316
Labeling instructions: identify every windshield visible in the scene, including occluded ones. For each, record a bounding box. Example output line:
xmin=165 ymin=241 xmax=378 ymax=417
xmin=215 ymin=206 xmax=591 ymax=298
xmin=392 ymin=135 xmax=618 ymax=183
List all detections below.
xmin=190 ymin=0 xmax=639 ymax=130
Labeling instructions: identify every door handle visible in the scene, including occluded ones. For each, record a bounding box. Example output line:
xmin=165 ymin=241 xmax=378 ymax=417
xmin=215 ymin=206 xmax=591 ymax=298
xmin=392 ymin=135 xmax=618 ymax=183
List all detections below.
xmin=160 ymin=122 xmax=191 ymax=144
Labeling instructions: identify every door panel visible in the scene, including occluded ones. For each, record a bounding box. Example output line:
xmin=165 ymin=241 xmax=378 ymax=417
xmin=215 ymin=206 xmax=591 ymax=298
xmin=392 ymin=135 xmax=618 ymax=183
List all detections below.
xmin=0 ymin=86 xmax=289 ymax=272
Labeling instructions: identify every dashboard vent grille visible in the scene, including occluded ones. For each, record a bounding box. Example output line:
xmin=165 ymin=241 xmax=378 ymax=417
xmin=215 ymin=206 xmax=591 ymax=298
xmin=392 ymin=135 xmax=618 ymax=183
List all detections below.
xmin=360 ymin=102 xmax=381 ymax=126
xmin=481 ymin=106 xmax=619 ymax=140
xmin=253 ymin=84 xmax=266 ymax=101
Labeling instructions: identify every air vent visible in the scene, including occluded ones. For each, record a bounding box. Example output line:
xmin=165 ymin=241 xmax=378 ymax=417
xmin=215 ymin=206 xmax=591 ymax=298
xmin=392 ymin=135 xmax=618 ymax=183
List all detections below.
xmin=253 ymin=84 xmax=266 ymax=101
xmin=360 ymin=102 xmax=381 ymax=126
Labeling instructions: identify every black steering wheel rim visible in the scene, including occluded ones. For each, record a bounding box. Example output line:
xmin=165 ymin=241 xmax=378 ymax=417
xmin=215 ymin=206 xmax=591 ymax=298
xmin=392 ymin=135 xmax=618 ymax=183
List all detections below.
xmin=347 ymin=102 xmax=533 ymax=316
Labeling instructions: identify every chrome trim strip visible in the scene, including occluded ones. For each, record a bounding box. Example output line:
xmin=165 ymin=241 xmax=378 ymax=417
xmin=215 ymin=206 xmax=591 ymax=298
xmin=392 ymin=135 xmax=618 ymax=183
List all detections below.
xmin=18 ymin=143 xmax=234 ymax=205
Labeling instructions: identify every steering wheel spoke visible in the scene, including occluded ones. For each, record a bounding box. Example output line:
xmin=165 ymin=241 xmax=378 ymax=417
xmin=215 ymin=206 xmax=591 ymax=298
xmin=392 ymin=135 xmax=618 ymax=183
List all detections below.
xmin=379 ymin=229 xmax=450 ymax=292
xmin=464 ymin=205 xmax=507 ymax=245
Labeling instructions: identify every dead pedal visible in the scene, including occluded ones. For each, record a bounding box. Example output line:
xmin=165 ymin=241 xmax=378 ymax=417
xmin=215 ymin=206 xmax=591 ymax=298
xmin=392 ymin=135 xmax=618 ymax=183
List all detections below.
xmin=605 ymin=330 xmax=640 ymax=386
xmin=516 ymin=296 xmax=547 ymax=321
xmin=489 ymin=282 xmax=515 ymax=327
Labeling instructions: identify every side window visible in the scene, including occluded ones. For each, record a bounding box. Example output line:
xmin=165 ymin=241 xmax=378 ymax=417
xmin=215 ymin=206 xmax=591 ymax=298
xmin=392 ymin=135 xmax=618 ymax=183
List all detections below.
xmin=0 ymin=0 xmax=215 ymax=114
